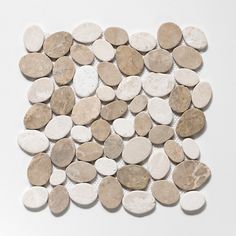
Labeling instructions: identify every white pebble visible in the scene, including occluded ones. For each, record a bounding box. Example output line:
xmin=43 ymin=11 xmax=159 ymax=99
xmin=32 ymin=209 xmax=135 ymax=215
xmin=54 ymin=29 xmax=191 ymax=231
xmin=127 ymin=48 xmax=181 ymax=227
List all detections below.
xmin=113 ymin=118 xmax=135 ymax=138
xmin=49 ymin=170 xmax=66 ymax=186
xmin=182 ymin=138 xmax=200 ymax=160
xmin=71 ymin=125 xmax=92 ymax=143
xmin=96 ymin=85 xmax=115 ymax=102
xmin=95 ymin=157 xmax=117 ymax=176
xmin=174 ymin=68 xmax=200 ymax=87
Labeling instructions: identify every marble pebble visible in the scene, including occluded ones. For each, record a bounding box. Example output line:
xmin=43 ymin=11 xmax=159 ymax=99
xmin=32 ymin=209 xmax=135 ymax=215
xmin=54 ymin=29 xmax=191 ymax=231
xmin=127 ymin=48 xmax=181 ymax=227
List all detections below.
xmin=70 ymin=125 xmax=92 ymax=143
xmin=95 ymin=157 xmax=117 ymax=176
xmin=104 ymin=27 xmax=129 ymax=46
xmin=174 ymin=68 xmax=200 ymax=87
xmin=182 ymin=138 xmax=200 ymax=160
xmin=96 ymin=85 xmax=115 ymax=102
xmin=164 ymin=140 xmax=185 ymax=163
xmin=129 ymin=95 xmax=148 ymax=114
xmin=91 ymin=118 xmax=111 ymax=142
xmin=104 ymin=134 xmax=124 ymax=159
xmin=50 ymin=170 xmax=66 ymax=186
xmin=113 ymin=118 xmax=135 ymax=138
xmin=149 ymin=125 xmax=174 ymax=145
xmin=70 ymin=44 xmax=94 ymax=65
xmin=134 ymin=112 xmax=152 ymax=136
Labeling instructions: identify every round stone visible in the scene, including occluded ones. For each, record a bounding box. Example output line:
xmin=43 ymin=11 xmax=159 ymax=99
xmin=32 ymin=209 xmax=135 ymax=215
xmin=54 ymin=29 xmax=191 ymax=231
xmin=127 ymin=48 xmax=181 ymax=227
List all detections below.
xmin=23 ymin=25 xmax=44 ymax=52
xmin=66 ymin=161 xmax=96 ymax=183
xmin=113 ymin=118 xmax=134 ymax=138
xmin=71 ymin=96 xmax=101 ymax=125
xmin=172 ymin=160 xmax=211 ymax=191
xmin=98 ymin=176 xmax=123 ymax=209
xmin=96 ymin=85 xmax=115 ymax=102
xmin=129 ymin=95 xmax=148 ymax=114
xmin=151 ymin=180 xmax=180 ymax=205
xmin=27 ymin=77 xmax=54 ymax=103
xmin=182 ymin=138 xmax=200 ymax=160
xmin=44 ymin=115 xmax=72 ymax=140
xmin=43 ymin=31 xmax=73 ymax=59
xmin=116 ymin=46 xmax=144 ymax=76
xmin=144 ymin=49 xmax=173 ymax=73
xmin=19 ymin=53 xmax=52 ymax=79
xmin=164 ymin=140 xmax=185 ymax=163
xmin=104 ymin=134 xmax=124 ymax=159
xmin=17 ymin=130 xmax=49 ymax=154
xmin=50 ymin=138 xmax=76 ymax=168
xmin=134 ymin=112 xmax=152 ymax=136
xmin=71 ymin=125 xmax=92 ymax=143
xmin=72 ymin=22 xmax=102 ymax=43
xmin=73 ymin=65 xmax=98 ymax=97
xmin=157 ymin=22 xmax=182 ymax=50
xmin=142 ymin=72 xmax=175 ymax=97
xmin=104 ymin=27 xmax=128 ymax=46
xmin=149 ymin=125 xmax=174 ymax=145
xmin=50 ymin=170 xmax=66 ymax=186
xmin=95 ymin=157 xmax=117 ymax=176
xmin=24 ymin=103 xmax=52 ymax=129
xmin=27 ymin=153 xmax=52 ymax=186
xmin=53 ymin=56 xmax=75 ymax=86
xmin=70 ymin=44 xmax=94 ymax=65
xmin=148 ymin=97 xmax=173 ymax=125
xmin=174 ymin=68 xmax=200 ymax=87
xmin=122 ymin=137 xmax=152 ymax=164
xmin=173 ymin=45 xmax=203 ymax=70
xmin=91 ymin=118 xmax=111 ymax=142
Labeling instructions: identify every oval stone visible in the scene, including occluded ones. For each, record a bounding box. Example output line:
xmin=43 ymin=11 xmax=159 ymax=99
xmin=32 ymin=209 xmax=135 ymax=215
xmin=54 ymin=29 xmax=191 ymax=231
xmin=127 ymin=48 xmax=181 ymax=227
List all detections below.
xmin=104 ymin=27 xmax=129 ymax=46
xmin=95 ymin=157 xmax=117 ymax=176
xmin=182 ymin=138 xmax=200 ymax=160
xmin=113 ymin=118 xmax=134 ymax=138
xmin=174 ymin=68 xmax=200 ymax=87
xmin=70 ymin=44 xmax=94 ymax=65
xmin=129 ymin=95 xmax=148 ymax=114
xmin=71 ymin=125 xmax=92 ymax=143
xmin=149 ymin=125 xmax=174 ymax=145
xmin=104 ymin=134 xmax=124 ymax=159
xmin=134 ymin=112 xmax=152 ymax=136
xmin=49 ymin=170 xmax=66 ymax=186
xmin=91 ymin=118 xmax=111 ymax=142
xmin=96 ymin=85 xmax=115 ymax=102
xmin=164 ymin=140 xmax=185 ymax=163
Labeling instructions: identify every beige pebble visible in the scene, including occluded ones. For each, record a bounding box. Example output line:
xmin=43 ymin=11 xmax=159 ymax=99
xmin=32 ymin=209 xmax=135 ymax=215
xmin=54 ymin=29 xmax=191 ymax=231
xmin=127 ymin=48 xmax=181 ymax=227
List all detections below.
xmin=24 ymin=103 xmax=52 ymax=129
xmin=49 ymin=169 xmax=66 ymax=186
xmin=71 ymin=96 xmax=101 ymax=125
xmin=50 ymin=138 xmax=75 ymax=168
xmin=182 ymin=138 xmax=200 ymax=160
xmin=76 ymin=142 xmax=103 ymax=162
xmin=104 ymin=134 xmax=124 ymax=159
xmin=71 ymin=125 xmax=92 ymax=143
xmin=176 ymin=108 xmax=206 ymax=138
xmin=49 ymin=185 xmax=69 ymax=215
xmin=116 ymin=46 xmax=144 ymax=76
xmin=19 ymin=53 xmax=52 ymax=79
xmin=43 ymin=31 xmax=73 ymax=59
xmin=174 ymin=68 xmax=200 ymax=87
xmin=104 ymin=27 xmax=128 ymax=46
xmin=149 ymin=125 xmax=174 ymax=145
xmin=98 ymin=176 xmax=123 ymax=210
xmin=70 ymin=44 xmax=94 ymax=65
xmin=27 ymin=153 xmax=52 ymax=186
xmin=134 ymin=112 xmax=152 ymax=136
xmin=91 ymin=118 xmax=111 ymax=142
xmin=96 ymin=85 xmax=115 ymax=102
xmin=144 ymin=49 xmax=173 ymax=73
xmin=164 ymin=140 xmax=185 ymax=163
xmin=53 ymin=56 xmax=75 ymax=86
xmin=173 ymin=160 xmax=211 ymax=191
xmin=95 ymin=157 xmax=117 ymax=176
xmin=129 ymin=95 xmax=148 ymax=114
xmin=158 ymin=22 xmax=182 ymax=50
xmin=173 ymin=45 xmax=203 ymax=70
xmin=66 ymin=161 xmax=96 ymax=183
xmin=113 ymin=118 xmax=135 ymax=138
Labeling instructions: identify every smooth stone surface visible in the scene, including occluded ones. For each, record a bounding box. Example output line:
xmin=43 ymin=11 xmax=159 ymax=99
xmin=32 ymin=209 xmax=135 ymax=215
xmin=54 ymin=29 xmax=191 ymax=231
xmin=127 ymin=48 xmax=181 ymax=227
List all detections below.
xmin=71 ymin=96 xmax=101 ymax=125
xmin=72 ymin=22 xmax=102 ymax=43
xmin=173 ymin=45 xmax=203 ymax=70
xmin=104 ymin=134 xmax=124 ymax=159
xmin=73 ymin=65 xmax=98 ymax=97
xmin=192 ymin=82 xmax=212 ymax=109
xmin=164 ymin=140 xmax=185 ymax=163
xmin=174 ymin=68 xmax=200 ymax=87
xmin=66 ymin=161 xmax=96 ymax=183
xmin=50 ymin=138 xmax=76 ymax=168
xmin=129 ymin=95 xmax=148 ymax=114
xmin=98 ymin=176 xmax=123 ymax=209
xmin=70 ymin=44 xmax=94 ymax=65
xmin=23 ymin=25 xmax=44 ymax=52
xmin=144 ymin=49 xmax=173 ymax=73
xmin=19 ymin=53 xmax=52 ymax=79
xmin=116 ymin=46 xmax=144 ymax=76
xmin=129 ymin=32 xmax=156 ymax=52
xmin=117 ymin=165 xmax=150 ymax=190
xmin=27 ymin=77 xmax=54 ymax=103
xmin=71 ymin=125 xmax=92 ymax=143
xmin=96 ymin=85 xmax=115 ymax=102
xmin=113 ymin=118 xmax=134 ymax=138
xmin=44 ymin=115 xmax=72 ymax=140
xmin=24 ymin=103 xmax=52 ymax=129
xmin=148 ymin=97 xmax=173 ymax=125
xmin=95 ymin=157 xmax=117 ymax=176
xmin=27 ymin=153 xmax=52 ymax=186
xmin=142 ymin=72 xmax=175 ymax=97
xmin=50 ymin=170 xmax=66 ymax=186
xmin=173 ymin=160 xmax=211 ymax=191
xmin=76 ymin=142 xmax=103 ymax=162
xmin=134 ymin=112 xmax=152 ymax=136
xmin=151 ymin=180 xmax=180 ymax=205
xmin=122 ymin=191 xmax=155 ymax=215
xmin=122 ymin=137 xmax=152 ymax=164
xmin=182 ymin=138 xmax=200 ymax=160
xmin=176 ymin=108 xmax=206 ymax=138
xmin=17 ymin=130 xmax=49 ymax=154
xmin=116 ymin=76 xmax=141 ymax=101
xmin=104 ymin=27 xmax=128 ymax=46
xmin=69 ymin=183 xmax=97 ymax=206
xmin=23 ymin=186 xmax=48 ymax=210
xmin=91 ymin=118 xmax=111 ymax=141
xmin=149 ymin=125 xmax=174 ymax=145
xmin=148 ymin=151 xmax=170 ymax=179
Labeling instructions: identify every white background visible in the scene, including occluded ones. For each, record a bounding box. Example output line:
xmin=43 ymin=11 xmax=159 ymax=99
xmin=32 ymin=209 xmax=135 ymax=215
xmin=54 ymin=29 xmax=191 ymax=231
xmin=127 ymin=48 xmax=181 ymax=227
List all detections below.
xmin=0 ymin=0 xmax=235 ymax=235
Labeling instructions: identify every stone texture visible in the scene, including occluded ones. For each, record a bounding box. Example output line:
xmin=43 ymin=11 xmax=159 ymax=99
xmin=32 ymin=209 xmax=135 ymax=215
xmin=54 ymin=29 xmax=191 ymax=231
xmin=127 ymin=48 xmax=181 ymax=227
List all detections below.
xmin=71 ymin=125 xmax=92 ymax=143
xmin=113 ymin=118 xmax=135 ymax=138
xmin=91 ymin=119 xmax=111 ymax=142
xmin=129 ymin=95 xmax=148 ymax=114
xmin=49 ymin=170 xmax=66 ymax=186
xmin=149 ymin=125 xmax=174 ymax=145
xmin=104 ymin=134 xmax=124 ymax=159
xmin=104 ymin=27 xmax=129 ymax=46
xmin=96 ymin=85 xmax=115 ymax=102
xmin=134 ymin=112 xmax=152 ymax=136
xmin=164 ymin=140 xmax=185 ymax=163
xmin=95 ymin=157 xmax=117 ymax=176
xmin=174 ymin=68 xmax=200 ymax=87
xmin=182 ymin=138 xmax=200 ymax=160
xmin=70 ymin=44 xmax=94 ymax=65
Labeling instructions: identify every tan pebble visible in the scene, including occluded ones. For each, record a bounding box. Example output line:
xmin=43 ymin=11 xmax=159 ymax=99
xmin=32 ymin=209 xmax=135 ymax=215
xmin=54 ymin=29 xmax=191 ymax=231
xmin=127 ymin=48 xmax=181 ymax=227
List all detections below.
xmin=176 ymin=108 xmax=205 ymax=138
xmin=27 ymin=153 xmax=52 ymax=186
xmin=76 ymin=142 xmax=103 ymax=162
xmin=104 ymin=134 xmax=123 ymax=159
xmin=70 ymin=44 xmax=94 ymax=65
xmin=96 ymin=85 xmax=115 ymax=102
xmin=116 ymin=46 xmax=144 ymax=76
xmin=43 ymin=32 xmax=73 ymax=59
xmin=173 ymin=45 xmax=203 ymax=70
xmin=91 ymin=118 xmax=111 ymax=142
xmin=24 ymin=103 xmax=52 ymax=129
xmin=19 ymin=53 xmax=52 ymax=79
xmin=129 ymin=95 xmax=148 ymax=114
xmin=149 ymin=125 xmax=174 ymax=145
xmin=134 ymin=112 xmax=152 ymax=136
xmin=50 ymin=138 xmax=75 ymax=168
xmin=117 ymin=165 xmax=150 ymax=190
xmin=164 ymin=140 xmax=185 ymax=163
xmin=172 ymin=160 xmax=211 ymax=191
xmin=104 ymin=27 xmax=128 ymax=46
xmin=98 ymin=176 xmax=123 ymax=209
xmin=71 ymin=96 xmax=101 ymax=125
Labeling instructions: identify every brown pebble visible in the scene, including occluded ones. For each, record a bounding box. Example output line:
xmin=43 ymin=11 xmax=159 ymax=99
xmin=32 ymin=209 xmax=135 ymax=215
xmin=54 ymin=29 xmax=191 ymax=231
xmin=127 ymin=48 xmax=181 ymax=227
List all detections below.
xmin=24 ymin=103 xmax=52 ymax=129
xmin=176 ymin=108 xmax=206 ymax=138
xmin=129 ymin=95 xmax=148 ymax=114
xmin=116 ymin=46 xmax=144 ymax=76
xmin=104 ymin=134 xmax=124 ymax=159
xmin=70 ymin=44 xmax=94 ymax=65
xmin=149 ymin=125 xmax=174 ymax=145
xmin=91 ymin=119 xmax=111 ymax=142
xmin=27 ymin=153 xmax=52 ymax=186
xmin=134 ymin=112 xmax=152 ymax=136
xmin=104 ymin=27 xmax=129 ymax=46
xmin=164 ymin=140 xmax=185 ymax=163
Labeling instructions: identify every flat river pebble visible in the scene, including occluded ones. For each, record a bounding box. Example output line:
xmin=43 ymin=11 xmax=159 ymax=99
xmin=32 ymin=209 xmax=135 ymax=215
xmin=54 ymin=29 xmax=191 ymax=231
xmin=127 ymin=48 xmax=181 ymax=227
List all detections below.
xmin=50 ymin=170 xmax=66 ymax=186
xmin=113 ymin=118 xmax=134 ymax=138
xmin=182 ymin=138 xmax=200 ymax=160
xmin=95 ymin=157 xmax=117 ymax=176
xmin=70 ymin=125 xmax=92 ymax=143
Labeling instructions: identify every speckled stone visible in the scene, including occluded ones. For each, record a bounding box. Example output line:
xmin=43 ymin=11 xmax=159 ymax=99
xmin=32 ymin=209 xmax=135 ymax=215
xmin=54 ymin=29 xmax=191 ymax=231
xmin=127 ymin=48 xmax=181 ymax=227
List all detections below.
xmin=129 ymin=95 xmax=148 ymax=114
xmin=104 ymin=27 xmax=129 ymax=46
xmin=164 ymin=140 xmax=185 ymax=163
xmin=134 ymin=112 xmax=152 ymax=136
xmin=104 ymin=134 xmax=124 ymax=159
xmin=149 ymin=125 xmax=174 ymax=145
xmin=70 ymin=44 xmax=94 ymax=65
xmin=91 ymin=119 xmax=111 ymax=142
